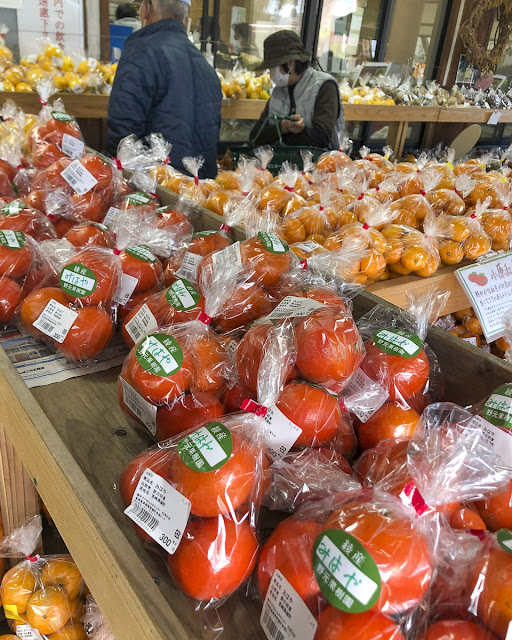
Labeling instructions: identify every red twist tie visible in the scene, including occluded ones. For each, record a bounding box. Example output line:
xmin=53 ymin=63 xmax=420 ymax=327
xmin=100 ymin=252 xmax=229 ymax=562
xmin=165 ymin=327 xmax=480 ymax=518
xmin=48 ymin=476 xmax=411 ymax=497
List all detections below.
xmin=319 ymin=206 xmax=324 ymax=211
xmin=300 ymin=259 xmax=308 ymax=271
xmin=454 ymin=188 xmax=459 ymax=195
xmin=150 ymin=192 xmax=158 ymax=199
xmin=113 ymin=157 xmax=122 ymax=170
xmin=198 ymin=311 xmax=212 ymax=325
xmin=338 ymin=400 xmax=347 ymax=412
xmin=219 ymin=223 xmax=230 ymax=231
xmin=0 ymin=33 xmax=5 ymax=38
xmin=375 ymin=185 xmax=380 ymax=192
xmin=400 ymin=481 xmax=430 ymax=515
xmin=38 ymin=98 xmax=48 ymax=106
xmin=419 ymin=190 xmax=426 ymax=197
xmin=362 ymin=223 xmax=369 ymax=230
xmin=194 ymin=176 xmax=199 ymax=186
xmin=416 ymin=168 xmax=421 ymax=173
xmin=3 ymin=117 xmax=13 ymax=122
xmin=241 ymin=398 xmax=268 ymax=418
xmin=113 ymin=248 xmax=121 ymax=255
xmin=504 ymin=206 xmax=509 ymax=211
xmin=16 ymin=164 xmax=23 ymax=170
xmin=163 ymin=157 xmax=171 ymax=165
xmin=471 ymin=213 xmax=477 ymax=219
xmin=284 ymin=186 xmax=294 ymax=192
xmin=337 ymin=188 xmax=343 ymax=194
xmin=365 ymin=157 xmax=374 ymax=162
xmin=26 ymin=554 xmax=39 ymax=563
xmin=46 ymin=213 xmax=56 ymax=222
xmin=258 ymin=166 xmax=265 ymax=172
xmin=469 ymin=529 xmax=487 ymax=541
xmin=241 ymin=191 xmax=249 ymax=197
xmin=358 ymin=194 xmax=364 ymax=200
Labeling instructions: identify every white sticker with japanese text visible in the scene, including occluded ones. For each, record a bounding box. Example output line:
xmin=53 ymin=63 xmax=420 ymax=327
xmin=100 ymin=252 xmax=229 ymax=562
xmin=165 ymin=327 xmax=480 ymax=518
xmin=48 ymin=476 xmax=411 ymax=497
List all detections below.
xmin=60 ymin=159 xmax=98 ymax=195
xmin=343 ymin=368 xmax=389 ymax=423
xmin=33 ymin=299 xmax=78 ymax=344
xmin=469 ymin=414 xmax=512 ymax=466
xmin=125 ymin=303 xmax=158 ymax=344
xmin=114 ymin=273 xmax=138 ymax=306
xmin=120 ymin=377 xmax=157 ymax=435
xmin=263 ymin=405 xmax=302 ymax=461
xmin=61 ymin=134 xmax=85 ymax=159
xmin=266 ymin=296 xmax=323 ymax=321
xmin=175 ymin=251 xmax=202 ymax=282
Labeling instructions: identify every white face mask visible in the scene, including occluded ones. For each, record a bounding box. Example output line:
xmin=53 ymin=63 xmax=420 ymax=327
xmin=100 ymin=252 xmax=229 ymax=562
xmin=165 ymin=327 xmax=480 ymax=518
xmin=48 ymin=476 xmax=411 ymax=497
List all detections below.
xmin=270 ymin=66 xmax=290 ymax=87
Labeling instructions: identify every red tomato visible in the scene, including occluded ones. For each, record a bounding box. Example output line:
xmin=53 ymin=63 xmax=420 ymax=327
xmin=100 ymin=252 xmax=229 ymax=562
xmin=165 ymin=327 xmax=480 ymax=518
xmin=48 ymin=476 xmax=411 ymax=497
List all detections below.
xmin=0 ymin=277 xmax=22 ymax=322
xmin=54 ymin=218 xmax=76 ymax=238
xmin=32 ymin=158 xmax=72 ymax=191
xmin=81 ymin=155 xmax=113 ymax=190
xmin=32 ymin=142 xmax=67 ymax=169
xmin=71 ymin=191 xmax=107 ymax=222
xmin=315 ymin=608 xmax=405 ymax=640
xmin=0 ymin=238 xmax=33 ymax=277
xmin=64 ymin=222 xmax=112 ymax=248
xmin=0 ymin=159 xmax=16 ymax=181
xmin=23 ymin=190 xmax=46 ymax=213
xmin=421 ymin=619 xmax=495 ymax=640
xmin=155 ymin=392 xmax=224 ymax=441
xmin=154 ymin=207 xmax=193 ymax=236
xmin=119 ymin=248 xmax=163 ymax=294
xmin=60 ymin=248 xmax=120 ymax=307
xmin=57 ymin=306 xmax=113 ymax=361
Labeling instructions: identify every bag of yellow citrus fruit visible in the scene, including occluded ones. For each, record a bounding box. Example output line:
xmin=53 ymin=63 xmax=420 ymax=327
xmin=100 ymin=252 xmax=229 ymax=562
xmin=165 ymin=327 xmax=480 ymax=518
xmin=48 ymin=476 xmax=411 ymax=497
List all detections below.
xmin=473 ymin=186 xmax=512 ymax=251
xmin=0 ymin=515 xmax=87 ymax=639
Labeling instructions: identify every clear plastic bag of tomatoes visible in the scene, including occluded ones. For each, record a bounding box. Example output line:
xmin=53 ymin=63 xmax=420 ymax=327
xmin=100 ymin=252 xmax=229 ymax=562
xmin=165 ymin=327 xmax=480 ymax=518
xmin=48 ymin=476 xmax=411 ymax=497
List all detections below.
xmin=0 ymin=197 xmax=57 ymax=243
xmin=119 ymin=411 xmax=267 ymax=635
xmin=256 ymin=487 xmax=431 ymax=640
xmin=0 ymin=228 xmax=43 ymax=326
xmin=17 ymin=244 xmax=120 ymax=362
xmin=0 ymin=515 xmax=87 ymax=639
xmin=28 ymin=79 xmax=85 ymax=170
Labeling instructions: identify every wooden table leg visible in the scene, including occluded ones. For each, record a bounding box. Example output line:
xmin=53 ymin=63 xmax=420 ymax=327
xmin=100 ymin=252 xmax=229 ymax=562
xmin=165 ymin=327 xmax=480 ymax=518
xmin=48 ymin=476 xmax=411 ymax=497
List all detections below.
xmin=0 ymin=424 xmax=40 ymax=535
xmin=387 ymin=121 xmax=409 ymax=160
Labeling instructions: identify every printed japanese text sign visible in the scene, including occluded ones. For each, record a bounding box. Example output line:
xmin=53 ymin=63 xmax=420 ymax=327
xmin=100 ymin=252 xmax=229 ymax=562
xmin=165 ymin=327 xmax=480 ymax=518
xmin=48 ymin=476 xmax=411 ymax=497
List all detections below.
xmin=455 ymin=252 xmax=512 ymax=342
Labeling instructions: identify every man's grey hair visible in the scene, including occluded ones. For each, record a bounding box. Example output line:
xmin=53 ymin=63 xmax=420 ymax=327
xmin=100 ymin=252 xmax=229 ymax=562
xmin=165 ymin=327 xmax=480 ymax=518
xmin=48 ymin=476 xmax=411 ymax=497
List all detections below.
xmin=154 ymin=0 xmax=189 ymax=23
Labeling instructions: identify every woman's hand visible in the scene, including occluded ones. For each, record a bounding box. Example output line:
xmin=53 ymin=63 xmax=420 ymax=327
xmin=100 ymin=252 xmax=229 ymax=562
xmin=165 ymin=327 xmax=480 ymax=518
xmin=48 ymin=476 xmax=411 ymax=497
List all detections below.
xmin=281 ymin=115 xmax=305 ymax=134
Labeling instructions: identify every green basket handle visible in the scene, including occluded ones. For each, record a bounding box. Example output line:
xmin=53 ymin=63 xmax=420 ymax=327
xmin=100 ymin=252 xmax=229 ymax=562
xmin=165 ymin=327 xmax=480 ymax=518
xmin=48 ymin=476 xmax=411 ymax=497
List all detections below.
xmin=250 ymin=114 xmax=295 ymax=147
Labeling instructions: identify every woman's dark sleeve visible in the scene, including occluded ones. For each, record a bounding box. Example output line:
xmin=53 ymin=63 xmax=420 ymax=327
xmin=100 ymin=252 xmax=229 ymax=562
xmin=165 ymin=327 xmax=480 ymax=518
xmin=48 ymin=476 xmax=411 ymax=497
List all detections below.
xmin=249 ymin=101 xmax=280 ymax=146
xmin=283 ymin=81 xmax=340 ymax=148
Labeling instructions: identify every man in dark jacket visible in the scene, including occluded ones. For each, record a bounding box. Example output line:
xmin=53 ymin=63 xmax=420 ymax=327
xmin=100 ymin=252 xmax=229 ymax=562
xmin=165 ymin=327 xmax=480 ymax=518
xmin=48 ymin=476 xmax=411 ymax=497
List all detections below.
xmin=107 ymin=0 xmax=222 ymax=178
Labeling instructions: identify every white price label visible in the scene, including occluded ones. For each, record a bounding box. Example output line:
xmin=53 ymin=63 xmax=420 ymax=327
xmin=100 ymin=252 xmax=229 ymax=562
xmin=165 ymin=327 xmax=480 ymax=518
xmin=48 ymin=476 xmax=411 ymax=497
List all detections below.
xmin=16 ymin=625 xmax=43 ymax=640
xmin=462 ymin=336 xmax=478 ymax=347
xmin=61 ymin=159 xmax=98 ymax=195
xmin=263 ymin=405 xmax=302 ymax=461
xmin=124 ymin=468 xmax=190 ymax=554
xmin=61 ymin=134 xmax=84 ymax=159
xmin=343 ymin=368 xmax=389 ymax=423
xmin=456 ymin=252 xmax=512 ymax=342
xmin=104 ymin=207 xmax=121 ymax=226
xmin=266 ymin=296 xmax=323 ymax=320
xmin=32 ymin=299 xmax=78 ymax=344
xmin=120 ymin=377 xmax=157 ymax=435
xmin=211 ymin=241 xmax=242 ymax=269
xmin=488 ymin=110 xmax=501 ymax=125
xmin=125 ymin=303 xmax=158 ymax=344
xmin=469 ymin=414 xmax=512 ymax=466
xmin=114 ymin=273 xmax=138 ymax=306
xmin=293 ymin=241 xmax=323 ymax=252
xmin=175 ymin=251 xmax=202 ymax=282
xmin=261 ymin=570 xmax=317 ymax=640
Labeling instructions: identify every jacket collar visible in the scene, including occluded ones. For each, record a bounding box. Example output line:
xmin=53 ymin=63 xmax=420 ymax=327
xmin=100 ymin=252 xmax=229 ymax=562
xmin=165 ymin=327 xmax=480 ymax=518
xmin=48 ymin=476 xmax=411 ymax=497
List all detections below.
xmin=134 ymin=18 xmax=186 ymax=38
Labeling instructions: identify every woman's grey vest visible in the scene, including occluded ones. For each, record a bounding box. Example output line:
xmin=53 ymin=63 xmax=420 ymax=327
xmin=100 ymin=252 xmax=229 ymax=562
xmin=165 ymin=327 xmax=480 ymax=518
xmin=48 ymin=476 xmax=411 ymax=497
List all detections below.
xmin=268 ymin=67 xmax=345 ymax=149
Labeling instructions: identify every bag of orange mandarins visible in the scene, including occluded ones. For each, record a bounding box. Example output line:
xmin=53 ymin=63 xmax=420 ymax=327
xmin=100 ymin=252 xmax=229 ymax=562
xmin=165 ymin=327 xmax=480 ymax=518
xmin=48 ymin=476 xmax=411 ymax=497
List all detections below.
xmin=0 ymin=515 xmax=87 ymax=639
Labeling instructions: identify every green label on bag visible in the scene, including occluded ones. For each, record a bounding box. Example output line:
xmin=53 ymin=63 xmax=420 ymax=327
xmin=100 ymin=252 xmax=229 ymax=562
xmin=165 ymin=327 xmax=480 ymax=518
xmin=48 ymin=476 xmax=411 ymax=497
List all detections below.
xmin=373 ymin=328 xmax=422 ymax=358
xmin=498 ymin=529 xmax=512 ymax=554
xmin=52 ymin=110 xmax=74 ymax=122
xmin=193 ymin=230 xmax=219 ymax=237
xmin=0 ymin=230 xmax=25 ymax=249
xmin=1 ymin=200 xmax=27 ymax=215
xmin=313 ymin=529 xmax=381 ymax=613
xmin=59 ymin=263 xmax=97 ymax=297
xmin=177 ymin=422 xmax=233 ymax=472
xmin=124 ymin=192 xmax=152 ymax=205
xmin=258 ymin=231 xmax=289 ymax=254
xmin=136 ymin=333 xmax=183 ymax=377
xmin=166 ymin=278 xmax=200 ymax=311
xmin=154 ymin=205 xmax=172 ymax=214
xmin=91 ymin=222 xmax=109 ymax=231
xmin=126 ymin=245 xmax=157 ymax=263
xmin=482 ymin=384 xmax=512 ymax=428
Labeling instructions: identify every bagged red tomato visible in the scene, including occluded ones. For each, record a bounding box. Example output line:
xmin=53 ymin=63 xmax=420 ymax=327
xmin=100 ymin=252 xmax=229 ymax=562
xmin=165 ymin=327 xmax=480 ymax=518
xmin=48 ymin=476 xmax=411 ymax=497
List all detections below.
xmin=18 ymin=245 xmax=120 ymax=362
xmin=0 ymin=199 xmax=56 ymax=241
xmin=64 ymin=221 xmax=114 ymax=249
xmin=119 ymin=411 xmax=266 ymax=629
xmin=0 ymin=229 xmax=39 ymax=325
xmin=29 ymin=80 xmax=84 ymax=169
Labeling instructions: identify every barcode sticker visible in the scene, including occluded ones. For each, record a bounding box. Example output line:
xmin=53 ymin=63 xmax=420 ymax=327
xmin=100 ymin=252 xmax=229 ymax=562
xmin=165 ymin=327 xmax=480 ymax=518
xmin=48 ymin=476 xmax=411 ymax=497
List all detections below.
xmin=125 ymin=303 xmax=158 ymax=344
xmin=32 ymin=299 xmax=78 ymax=343
xmin=263 ymin=405 xmax=302 ymax=461
xmin=61 ymin=134 xmax=84 ymax=159
xmin=60 ymin=159 xmax=98 ymax=195
xmin=120 ymin=377 xmax=157 ymax=435
xmin=469 ymin=414 xmax=512 ymax=466
xmin=175 ymin=252 xmax=202 ymax=282
xmin=16 ymin=625 xmax=43 ymax=640
xmin=124 ymin=468 xmax=190 ymax=554
xmin=261 ymin=570 xmax=317 ymax=640
xmin=114 ymin=273 xmax=138 ymax=306
xmin=104 ymin=206 xmax=121 ymax=226
xmin=211 ymin=241 xmax=242 ymax=269
xmin=343 ymin=368 xmax=389 ymax=423
xmin=266 ymin=296 xmax=323 ymax=320
xmin=293 ymin=241 xmax=323 ymax=252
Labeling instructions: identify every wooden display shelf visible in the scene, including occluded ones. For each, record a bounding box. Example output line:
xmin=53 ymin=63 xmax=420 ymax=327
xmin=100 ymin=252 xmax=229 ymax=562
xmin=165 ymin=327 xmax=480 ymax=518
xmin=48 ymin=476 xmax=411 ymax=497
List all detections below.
xmin=0 ymin=91 xmax=109 ymax=118
xmin=438 ymin=107 xmax=512 ymax=124
xmin=1 ymin=288 xmax=512 ymax=640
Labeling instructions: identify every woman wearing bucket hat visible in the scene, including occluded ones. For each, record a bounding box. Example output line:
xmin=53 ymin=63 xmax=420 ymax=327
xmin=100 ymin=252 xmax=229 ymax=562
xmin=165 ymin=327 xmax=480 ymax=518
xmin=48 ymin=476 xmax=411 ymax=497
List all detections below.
xmin=250 ymin=30 xmax=344 ymax=149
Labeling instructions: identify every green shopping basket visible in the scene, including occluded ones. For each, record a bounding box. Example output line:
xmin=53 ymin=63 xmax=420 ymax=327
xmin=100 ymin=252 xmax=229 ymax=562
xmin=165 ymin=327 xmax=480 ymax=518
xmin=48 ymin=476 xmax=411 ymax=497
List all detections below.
xmin=230 ymin=114 xmax=326 ymax=176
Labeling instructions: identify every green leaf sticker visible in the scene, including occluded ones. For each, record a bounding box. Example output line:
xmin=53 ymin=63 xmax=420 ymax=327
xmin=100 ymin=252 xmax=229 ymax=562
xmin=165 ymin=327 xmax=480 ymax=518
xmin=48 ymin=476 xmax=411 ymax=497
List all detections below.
xmin=313 ymin=529 xmax=381 ymax=613
xmin=59 ymin=263 xmax=97 ymax=297
xmin=124 ymin=192 xmax=152 ymax=205
xmin=177 ymin=422 xmax=233 ymax=472
xmin=373 ymin=328 xmax=422 ymax=358
xmin=166 ymin=278 xmax=200 ymax=311
xmin=497 ymin=529 xmax=512 ymax=554
xmin=91 ymin=222 xmax=109 ymax=231
xmin=0 ymin=230 xmax=25 ymax=249
xmin=154 ymin=205 xmax=172 ymax=214
xmin=51 ymin=110 xmax=74 ymax=122
xmin=258 ymin=231 xmax=289 ymax=254
xmin=1 ymin=201 xmax=27 ymax=215
xmin=126 ymin=245 xmax=157 ymax=263
xmin=193 ymin=230 xmax=219 ymax=237
xmin=482 ymin=384 xmax=512 ymax=429
xmin=136 ymin=333 xmax=183 ymax=377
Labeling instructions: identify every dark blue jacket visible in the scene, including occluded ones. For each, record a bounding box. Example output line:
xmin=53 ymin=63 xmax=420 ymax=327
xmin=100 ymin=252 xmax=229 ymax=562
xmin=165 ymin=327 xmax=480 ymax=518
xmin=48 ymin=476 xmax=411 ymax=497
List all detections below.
xmin=107 ymin=19 xmax=222 ymax=178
